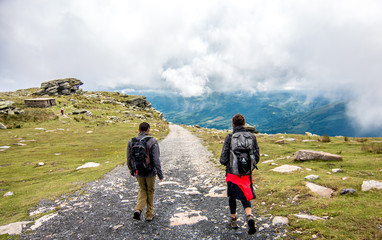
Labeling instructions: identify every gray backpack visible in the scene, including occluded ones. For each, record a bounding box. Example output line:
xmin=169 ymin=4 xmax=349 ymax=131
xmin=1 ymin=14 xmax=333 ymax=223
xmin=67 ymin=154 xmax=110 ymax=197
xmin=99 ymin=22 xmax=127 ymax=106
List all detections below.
xmin=229 ymin=131 xmax=256 ymax=175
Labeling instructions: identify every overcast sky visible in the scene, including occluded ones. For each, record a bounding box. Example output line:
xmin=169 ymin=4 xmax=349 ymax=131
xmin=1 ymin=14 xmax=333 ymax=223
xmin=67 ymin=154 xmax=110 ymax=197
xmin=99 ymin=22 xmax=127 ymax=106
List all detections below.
xmin=1 ymin=0 xmax=382 ymax=132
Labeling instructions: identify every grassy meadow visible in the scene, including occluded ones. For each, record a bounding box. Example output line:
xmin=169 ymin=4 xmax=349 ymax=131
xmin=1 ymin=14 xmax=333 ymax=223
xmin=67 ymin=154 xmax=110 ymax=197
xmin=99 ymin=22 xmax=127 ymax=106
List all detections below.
xmin=185 ymin=126 xmax=382 ymax=239
xmin=0 ymin=90 xmax=169 ymax=229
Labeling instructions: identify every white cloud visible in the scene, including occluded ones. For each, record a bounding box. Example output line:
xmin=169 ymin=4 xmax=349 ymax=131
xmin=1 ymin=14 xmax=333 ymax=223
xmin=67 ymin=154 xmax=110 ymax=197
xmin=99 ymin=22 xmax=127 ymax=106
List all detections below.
xmin=1 ymin=0 xmax=382 ymax=132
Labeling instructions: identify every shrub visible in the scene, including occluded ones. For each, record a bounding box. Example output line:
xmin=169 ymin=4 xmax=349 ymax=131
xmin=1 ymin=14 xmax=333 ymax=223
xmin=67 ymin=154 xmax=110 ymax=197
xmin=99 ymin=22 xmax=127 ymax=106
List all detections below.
xmin=356 ymin=138 xmax=368 ymax=143
xmin=344 ymin=136 xmax=349 ymax=142
xmin=361 ymin=142 xmax=382 ymax=154
xmin=320 ymin=135 xmax=331 ymax=143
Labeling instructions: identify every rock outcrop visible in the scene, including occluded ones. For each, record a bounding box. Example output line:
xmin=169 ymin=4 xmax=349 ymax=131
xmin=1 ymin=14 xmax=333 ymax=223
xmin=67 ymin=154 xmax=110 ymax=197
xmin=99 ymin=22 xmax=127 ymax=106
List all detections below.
xmin=35 ymin=78 xmax=83 ymax=96
xmin=123 ymin=95 xmax=151 ymax=109
xmin=0 ymin=100 xmax=24 ymax=115
xmin=294 ymin=150 xmax=342 ymax=161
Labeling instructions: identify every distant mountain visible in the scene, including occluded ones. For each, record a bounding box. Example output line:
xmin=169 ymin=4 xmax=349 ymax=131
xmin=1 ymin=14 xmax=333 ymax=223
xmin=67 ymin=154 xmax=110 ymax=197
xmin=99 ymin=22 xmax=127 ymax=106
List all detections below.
xmin=137 ymin=91 xmax=361 ymax=136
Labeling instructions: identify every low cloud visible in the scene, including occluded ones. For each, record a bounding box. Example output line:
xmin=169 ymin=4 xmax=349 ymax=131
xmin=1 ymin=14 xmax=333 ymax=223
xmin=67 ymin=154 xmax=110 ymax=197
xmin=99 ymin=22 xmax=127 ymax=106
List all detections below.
xmin=1 ymin=0 xmax=382 ymax=132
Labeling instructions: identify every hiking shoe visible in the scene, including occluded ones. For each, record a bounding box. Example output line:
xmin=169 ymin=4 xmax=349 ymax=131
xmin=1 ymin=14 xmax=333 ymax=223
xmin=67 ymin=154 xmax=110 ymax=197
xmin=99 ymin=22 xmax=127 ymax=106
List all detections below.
xmin=230 ymin=217 xmax=239 ymax=229
xmin=146 ymin=214 xmax=155 ymax=222
xmin=133 ymin=211 xmax=141 ymax=220
xmin=246 ymin=215 xmax=256 ymax=235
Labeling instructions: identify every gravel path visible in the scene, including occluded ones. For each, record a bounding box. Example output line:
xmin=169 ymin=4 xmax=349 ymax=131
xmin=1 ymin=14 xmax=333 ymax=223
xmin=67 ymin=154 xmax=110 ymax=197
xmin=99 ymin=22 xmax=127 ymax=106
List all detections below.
xmin=21 ymin=125 xmax=290 ymax=240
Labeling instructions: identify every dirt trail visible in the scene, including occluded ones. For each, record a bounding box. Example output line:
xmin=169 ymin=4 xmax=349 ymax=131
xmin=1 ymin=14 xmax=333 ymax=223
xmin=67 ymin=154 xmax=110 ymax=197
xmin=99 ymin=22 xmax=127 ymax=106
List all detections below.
xmin=21 ymin=124 xmax=289 ymax=240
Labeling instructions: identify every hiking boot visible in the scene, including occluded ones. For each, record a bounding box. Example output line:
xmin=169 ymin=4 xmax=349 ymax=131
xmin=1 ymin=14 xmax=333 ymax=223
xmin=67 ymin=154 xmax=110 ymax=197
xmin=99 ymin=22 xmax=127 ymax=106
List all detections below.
xmin=246 ymin=215 xmax=256 ymax=235
xmin=230 ymin=217 xmax=239 ymax=229
xmin=133 ymin=210 xmax=141 ymax=220
xmin=146 ymin=214 xmax=155 ymax=222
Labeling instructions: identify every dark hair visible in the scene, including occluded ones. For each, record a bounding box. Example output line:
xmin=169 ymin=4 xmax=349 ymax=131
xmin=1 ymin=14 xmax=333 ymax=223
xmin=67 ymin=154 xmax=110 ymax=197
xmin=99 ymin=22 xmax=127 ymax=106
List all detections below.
xmin=232 ymin=113 xmax=245 ymax=126
xmin=139 ymin=122 xmax=150 ymax=132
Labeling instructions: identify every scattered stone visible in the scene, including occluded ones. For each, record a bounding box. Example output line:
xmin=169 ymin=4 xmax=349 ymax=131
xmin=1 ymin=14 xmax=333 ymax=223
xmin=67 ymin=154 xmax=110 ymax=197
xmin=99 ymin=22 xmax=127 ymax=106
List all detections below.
xmin=14 ymin=142 xmax=27 ymax=146
xmin=285 ymin=138 xmax=296 ymax=142
xmin=302 ymin=140 xmax=317 ymax=142
xmin=361 ymin=180 xmax=382 ymax=191
xmin=305 ymin=182 xmax=334 ymax=198
xmin=342 ymin=177 xmax=348 ymax=180
xmin=86 ymin=131 xmax=93 ymax=134
xmin=306 ymin=168 xmax=312 ymax=171
xmin=30 ymin=207 xmax=56 ymax=216
xmin=54 ymin=153 xmax=62 ymax=156
xmin=244 ymin=124 xmax=257 ymax=133
xmin=261 ymin=160 xmax=275 ymax=164
xmin=158 ymin=181 xmax=181 ymax=186
xmin=275 ymin=140 xmax=285 ymax=144
xmin=340 ymin=189 xmax=356 ymax=195
xmin=72 ymin=110 xmax=91 ymax=115
xmin=305 ymin=132 xmax=313 ymax=136
xmin=332 ymin=168 xmax=343 ymax=173
xmin=294 ymin=150 xmax=342 ymax=161
xmin=76 ymin=162 xmax=101 ymax=170
xmin=113 ymin=225 xmax=123 ymax=230
xmin=184 ymin=187 xmax=201 ymax=195
xmin=0 ymin=221 xmax=32 ymax=235
xmin=272 ymin=216 xmax=289 ymax=226
xmin=304 ymin=175 xmax=319 ymax=181
xmin=3 ymin=191 xmax=14 ymax=197
xmin=294 ymin=214 xmax=324 ymax=221
xmin=170 ymin=210 xmax=208 ymax=226
xmin=271 ymin=165 xmax=302 ymax=173
xmin=0 ymin=122 xmax=6 ymax=129
xmin=34 ymin=128 xmax=45 ymax=131
xmin=0 ymin=145 xmax=11 ymax=149
xmin=37 ymin=162 xmax=45 ymax=166
xmin=205 ymin=186 xmax=226 ymax=198
xmin=30 ymin=213 xmax=58 ymax=230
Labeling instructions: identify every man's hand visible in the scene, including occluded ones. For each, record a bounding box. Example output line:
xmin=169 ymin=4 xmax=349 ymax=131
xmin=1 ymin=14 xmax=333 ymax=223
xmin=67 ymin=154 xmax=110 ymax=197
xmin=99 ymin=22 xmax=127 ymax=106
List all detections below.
xmin=159 ymin=178 xmax=163 ymax=182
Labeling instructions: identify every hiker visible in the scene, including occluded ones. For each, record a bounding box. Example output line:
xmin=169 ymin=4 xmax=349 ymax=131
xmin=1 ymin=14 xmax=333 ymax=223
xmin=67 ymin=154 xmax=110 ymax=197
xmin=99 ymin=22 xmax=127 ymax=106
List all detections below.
xmin=60 ymin=108 xmax=64 ymax=115
xmin=220 ymin=113 xmax=260 ymax=234
xmin=127 ymin=122 xmax=163 ymax=221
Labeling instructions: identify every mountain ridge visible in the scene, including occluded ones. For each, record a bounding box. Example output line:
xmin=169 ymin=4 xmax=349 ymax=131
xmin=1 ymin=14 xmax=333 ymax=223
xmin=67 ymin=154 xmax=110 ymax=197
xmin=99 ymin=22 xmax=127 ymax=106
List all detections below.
xmin=135 ymin=91 xmax=369 ymax=137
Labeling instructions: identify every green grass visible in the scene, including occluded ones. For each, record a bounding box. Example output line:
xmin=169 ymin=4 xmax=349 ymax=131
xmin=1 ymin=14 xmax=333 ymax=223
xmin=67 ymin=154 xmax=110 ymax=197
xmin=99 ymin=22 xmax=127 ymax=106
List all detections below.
xmin=0 ymin=91 xmax=169 ymax=230
xmin=185 ymin=126 xmax=382 ymax=239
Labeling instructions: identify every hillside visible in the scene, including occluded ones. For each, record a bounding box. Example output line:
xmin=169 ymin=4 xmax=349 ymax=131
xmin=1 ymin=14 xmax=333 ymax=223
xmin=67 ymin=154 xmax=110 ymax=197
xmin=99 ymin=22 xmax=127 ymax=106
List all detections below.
xmin=0 ymin=85 xmax=169 ymax=228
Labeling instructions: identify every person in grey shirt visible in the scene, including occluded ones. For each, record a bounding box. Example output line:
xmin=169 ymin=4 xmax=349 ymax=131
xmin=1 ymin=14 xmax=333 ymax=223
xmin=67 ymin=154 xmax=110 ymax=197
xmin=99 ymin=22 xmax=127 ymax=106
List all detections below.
xmin=127 ymin=122 xmax=163 ymax=221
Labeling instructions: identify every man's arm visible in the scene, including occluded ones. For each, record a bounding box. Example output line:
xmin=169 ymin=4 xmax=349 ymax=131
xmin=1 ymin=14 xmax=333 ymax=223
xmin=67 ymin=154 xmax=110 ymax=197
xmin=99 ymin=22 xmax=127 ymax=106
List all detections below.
xmin=151 ymin=140 xmax=163 ymax=180
xmin=252 ymin=135 xmax=260 ymax=164
xmin=126 ymin=141 xmax=134 ymax=175
xmin=220 ymin=134 xmax=231 ymax=166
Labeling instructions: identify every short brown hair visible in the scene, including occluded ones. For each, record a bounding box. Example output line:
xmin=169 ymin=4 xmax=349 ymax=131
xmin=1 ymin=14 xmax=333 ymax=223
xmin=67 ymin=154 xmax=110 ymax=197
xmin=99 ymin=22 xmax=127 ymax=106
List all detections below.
xmin=139 ymin=122 xmax=150 ymax=132
xmin=232 ymin=113 xmax=245 ymax=126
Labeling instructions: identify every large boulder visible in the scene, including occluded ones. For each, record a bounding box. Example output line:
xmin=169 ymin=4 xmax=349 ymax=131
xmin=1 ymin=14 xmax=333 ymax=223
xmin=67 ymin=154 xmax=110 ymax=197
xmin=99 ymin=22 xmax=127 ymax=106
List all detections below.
xmin=35 ymin=78 xmax=83 ymax=96
xmin=123 ymin=96 xmax=151 ymax=109
xmin=362 ymin=180 xmax=382 ymax=191
xmin=294 ymin=150 xmax=342 ymax=161
xmin=305 ymin=182 xmax=334 ymax=198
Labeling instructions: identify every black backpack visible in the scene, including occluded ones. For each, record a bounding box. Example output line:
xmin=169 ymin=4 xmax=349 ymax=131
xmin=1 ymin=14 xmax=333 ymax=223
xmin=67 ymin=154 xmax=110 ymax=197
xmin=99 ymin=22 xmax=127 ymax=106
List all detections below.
xmin=130 ymin=136 xmax=153 ymax=176
xmin=229 ymin=131 xmax=256 ymax=175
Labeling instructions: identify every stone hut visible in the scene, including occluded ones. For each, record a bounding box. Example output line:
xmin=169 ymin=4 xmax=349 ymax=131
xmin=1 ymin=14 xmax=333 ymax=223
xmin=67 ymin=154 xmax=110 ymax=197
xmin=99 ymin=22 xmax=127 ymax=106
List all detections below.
xmin=24 ymin=98 xmax=56 ymax=108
